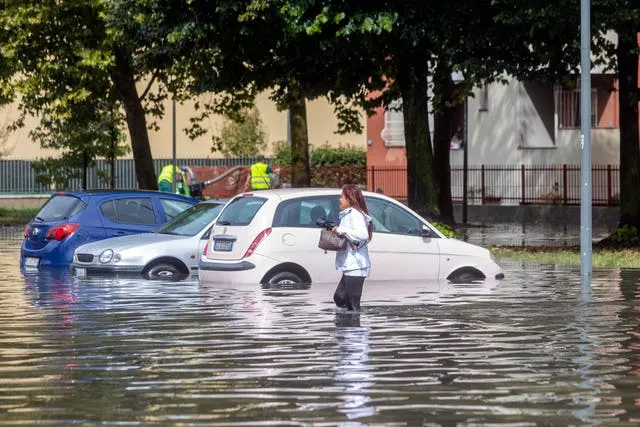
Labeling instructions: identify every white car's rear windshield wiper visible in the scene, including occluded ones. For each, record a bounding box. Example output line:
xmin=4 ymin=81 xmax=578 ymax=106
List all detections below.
xmin=217 ymin=220 xmax=231 ymax=225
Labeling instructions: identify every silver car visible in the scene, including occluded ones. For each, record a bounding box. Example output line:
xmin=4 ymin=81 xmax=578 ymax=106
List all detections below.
xmin=70 ymin=199 xmax=227 ymax=280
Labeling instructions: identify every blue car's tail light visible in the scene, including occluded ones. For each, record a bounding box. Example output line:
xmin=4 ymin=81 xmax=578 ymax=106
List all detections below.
xmin=45 ymin=223 xmax=80 ymax=241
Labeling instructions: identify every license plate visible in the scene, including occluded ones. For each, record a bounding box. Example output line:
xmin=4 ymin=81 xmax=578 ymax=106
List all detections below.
xmin=24 ymin=257 xmax=39 ymax=269
xmin=73 ymin=267 xmax=87 ymax=277
xmin=214 ymin=239 xmax=233 ymax=251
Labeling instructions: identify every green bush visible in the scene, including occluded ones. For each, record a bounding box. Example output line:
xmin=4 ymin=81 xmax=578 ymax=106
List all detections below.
xmin=611 ymin=224 xmax=639 ymax=245
xmin=273 ymin=142 xmax=365 ymax=167
xmin=431 ymin=221 xmax=461 ymax=239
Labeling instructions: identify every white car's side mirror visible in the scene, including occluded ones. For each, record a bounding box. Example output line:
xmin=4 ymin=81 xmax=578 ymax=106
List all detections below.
xmin=421 ymin=225 xmax=432 ymax=238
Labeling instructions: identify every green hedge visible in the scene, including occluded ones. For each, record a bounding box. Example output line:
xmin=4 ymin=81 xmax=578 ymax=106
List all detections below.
xmin=273 ymin=142 xmax=366 ymax=167
xmin=277 ymin=166 xmax=366 ymax=187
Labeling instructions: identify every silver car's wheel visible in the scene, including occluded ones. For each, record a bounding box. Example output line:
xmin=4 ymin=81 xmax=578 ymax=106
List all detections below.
xmin=144 ymin=263 xmax=186 ymax=281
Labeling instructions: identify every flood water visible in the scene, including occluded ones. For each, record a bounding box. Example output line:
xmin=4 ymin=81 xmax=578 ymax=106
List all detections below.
xmin=2 ymin=224 xmax=640 ymax=425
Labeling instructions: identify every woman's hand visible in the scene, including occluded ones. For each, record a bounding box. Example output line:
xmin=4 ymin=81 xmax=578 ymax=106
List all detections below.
xmin=332 ymin=226 xmax=338 ymax=233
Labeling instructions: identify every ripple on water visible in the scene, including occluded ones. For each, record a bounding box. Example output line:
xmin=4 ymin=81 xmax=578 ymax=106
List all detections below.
xmin=1 ymin=227 xmax=640 ymax=425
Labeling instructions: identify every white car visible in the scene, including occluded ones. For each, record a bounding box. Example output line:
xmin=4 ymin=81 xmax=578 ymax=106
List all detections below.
xmin=70 ymin=199 xmax=227 ymax=280
xmin=199 ymin=188 xmax=504 ymax=285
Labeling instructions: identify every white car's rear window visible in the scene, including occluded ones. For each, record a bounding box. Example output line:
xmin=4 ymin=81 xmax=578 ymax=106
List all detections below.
xmin=216 ymin=196 xmax=267 ymax=226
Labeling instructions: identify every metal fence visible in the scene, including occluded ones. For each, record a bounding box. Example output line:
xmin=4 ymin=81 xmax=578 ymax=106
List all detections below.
xmin=370 ymin=164 xmax=620 ymax=206
xmin=0 ymin=158 xmax=622 ymax=207
xmin=0 ymin=157 xmax=262 ymax=194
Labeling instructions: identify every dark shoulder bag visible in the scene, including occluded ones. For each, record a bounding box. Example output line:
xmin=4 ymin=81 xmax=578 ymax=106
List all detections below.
xmin=318 ymin=229 xmax=348 ymax=251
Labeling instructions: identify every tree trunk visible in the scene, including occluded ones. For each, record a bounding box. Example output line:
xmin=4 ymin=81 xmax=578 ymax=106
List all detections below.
xmin=398 ymin=62 xmax=438 ymax=218
xmin=110 ymin=46 xmax=157 ymax=190
xmin=617 ymin=30 xmax=640 ymax=229
xmin=289 ymin=94 xmax=311 ymax=188
xmin=432 ymin=63 xmax=456 ymax=226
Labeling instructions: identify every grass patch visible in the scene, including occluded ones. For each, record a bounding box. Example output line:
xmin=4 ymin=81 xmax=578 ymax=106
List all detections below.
xmin=492 ymin=246 xmax=640 ymax=269
xmin=0 ymin=207 xmax=40 ymax=226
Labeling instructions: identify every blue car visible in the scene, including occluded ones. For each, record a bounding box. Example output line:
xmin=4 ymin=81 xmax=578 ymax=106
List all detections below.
xmin=21 ymin=190 xmax=198 ymax=269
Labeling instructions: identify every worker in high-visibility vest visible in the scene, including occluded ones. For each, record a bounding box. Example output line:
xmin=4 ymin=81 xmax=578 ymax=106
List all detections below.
xmin=157 ymin=164 xmax=191 ymax=197
xmin=247 ymin=155 xmax=272 ymax=190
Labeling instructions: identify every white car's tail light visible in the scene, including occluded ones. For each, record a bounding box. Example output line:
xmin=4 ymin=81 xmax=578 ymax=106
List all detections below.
xmin=202 ymin=241 xmax=209 ymax=255
xmin=243 ymin=228 xmax=271 ymax=258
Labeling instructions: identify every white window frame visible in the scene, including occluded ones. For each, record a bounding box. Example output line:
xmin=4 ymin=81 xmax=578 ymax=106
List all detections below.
xmin=556 ymin=86 xmax=597 ymax=129
xmin=380 ymin=99 xmax=405 ymax=147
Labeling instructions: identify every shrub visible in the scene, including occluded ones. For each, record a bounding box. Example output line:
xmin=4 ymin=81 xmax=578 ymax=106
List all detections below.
xmin=273 ymin=142 xmax=365 ymax=167
xmin=611 ymin=224 xmax=639 ymax=245
xmin=431 ymin=221 xmax=461 ymax=238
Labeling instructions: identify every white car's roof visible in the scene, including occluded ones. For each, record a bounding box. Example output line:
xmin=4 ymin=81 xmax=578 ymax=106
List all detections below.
xmin=238 ymin=187 xmax=392 ymax=201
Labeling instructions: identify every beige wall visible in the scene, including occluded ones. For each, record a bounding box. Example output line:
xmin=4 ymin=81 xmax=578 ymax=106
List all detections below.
xmin=1 ymin=91 xmax=365 ymax=160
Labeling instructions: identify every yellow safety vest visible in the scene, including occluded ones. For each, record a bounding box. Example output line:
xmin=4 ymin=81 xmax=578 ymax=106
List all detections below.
xmin=158 ymin=164 xmax=180 ymax=184
xmin=250 ymin=162 xmax=271 ymax=190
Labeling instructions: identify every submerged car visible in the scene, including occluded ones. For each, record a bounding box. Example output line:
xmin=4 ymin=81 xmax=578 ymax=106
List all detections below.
xmin=21 ymin=190 xmax=197 ymax=269
xmin=199 ymin=188 xmax=504 ymax=285
xmin=70 ymin=199 xmax=227 ymax=280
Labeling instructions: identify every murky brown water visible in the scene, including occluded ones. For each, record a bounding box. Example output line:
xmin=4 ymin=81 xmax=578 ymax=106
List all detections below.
xmin=1 ymin=224 xmax=640 ymax=425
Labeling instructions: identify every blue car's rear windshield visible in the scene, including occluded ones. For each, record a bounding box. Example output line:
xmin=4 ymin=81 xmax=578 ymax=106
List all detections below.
xmin=35 ymin=195 xmax=86 ymax=221
xmin=216 ymin=196 xmax=266 ymax=226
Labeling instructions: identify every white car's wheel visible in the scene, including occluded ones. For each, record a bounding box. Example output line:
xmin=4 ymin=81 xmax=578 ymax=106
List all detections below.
xmin=448 ymin=267 xmax=485 ymax=284
xmin=265 ymin=271 xmax=304 ymax=285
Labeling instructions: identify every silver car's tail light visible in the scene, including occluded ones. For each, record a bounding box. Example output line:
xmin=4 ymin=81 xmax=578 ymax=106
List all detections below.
xmin=243 ymin=228 xmax=271 ymax=258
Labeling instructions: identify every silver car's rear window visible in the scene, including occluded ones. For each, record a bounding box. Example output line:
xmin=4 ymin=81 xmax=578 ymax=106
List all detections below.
xmin=35 ymin=195 xmax=86 ymax=221
xmin=216 ymin=196 xmax=266 ymax=226
xmin=156 ymin=202 xmax=224 ymax=236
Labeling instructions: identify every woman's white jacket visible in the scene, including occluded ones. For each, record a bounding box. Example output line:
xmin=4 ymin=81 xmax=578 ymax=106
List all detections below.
xmin=334 ymin=207 xmax=372 ymax=277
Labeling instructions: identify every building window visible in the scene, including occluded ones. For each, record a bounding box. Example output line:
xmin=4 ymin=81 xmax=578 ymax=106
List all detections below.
xmin=557 ymin=87 xmax=597 ymax=128
xmin=380 ymin=99 xmax=405 ymax=147
xmin=478 ymin=86 xmax=489 ymax=111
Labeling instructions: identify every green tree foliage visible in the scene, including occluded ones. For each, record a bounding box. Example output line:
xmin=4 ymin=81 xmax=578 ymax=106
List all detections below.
xmin=494 ymin=0 xmax=640 ymax=235
xmin=0 ymin=1 xmax=151 ymax=187
xmin=212 ymin=107 xmax=268 ymax=158
xmin=0 ymin=1 xmax=255 ymax=189
xmin=161 ymin=1 xmax=371 ymax=188
xmin=592 ymin=0 xmax=640 ymax=231
xmin=0 ymin=110 xmax=13 ymax=158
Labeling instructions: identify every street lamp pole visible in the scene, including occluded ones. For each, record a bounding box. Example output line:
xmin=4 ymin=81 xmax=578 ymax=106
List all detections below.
xmin=463 ymin=97 xmax=468 ymax=224
xmin=171 ymin=99 xmax=176 ymax=194
xmin=579 ymin=0 xmax=592 ymax=287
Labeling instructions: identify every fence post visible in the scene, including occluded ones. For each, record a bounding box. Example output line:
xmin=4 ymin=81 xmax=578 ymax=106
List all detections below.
xmin=607 ymin=164 xmax=612 ymax=206
xmin=370 ymin=165 xmax=375 ymax=192
xmin=481 ymin=165 xmax=486 ymax=204
xmin=521 ymin=165 xmax=525 ymax=205
xmin=563 ymin=164 xmax=568 ymax=205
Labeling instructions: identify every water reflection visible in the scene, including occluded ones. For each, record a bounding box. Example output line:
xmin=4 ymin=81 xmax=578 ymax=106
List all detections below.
xmin=3 ymin=226 xmax=640 ymax=424
xmin=334 ymin=313 xmax=374 ymax=422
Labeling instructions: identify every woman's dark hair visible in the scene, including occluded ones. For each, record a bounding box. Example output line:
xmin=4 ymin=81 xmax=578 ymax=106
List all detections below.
xmin=342 ymin=184 xmax=373 ymax=240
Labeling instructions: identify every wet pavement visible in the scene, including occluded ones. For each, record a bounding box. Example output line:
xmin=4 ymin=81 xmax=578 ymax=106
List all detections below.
xmin=2 ymin=224 xmax=640 ymax=425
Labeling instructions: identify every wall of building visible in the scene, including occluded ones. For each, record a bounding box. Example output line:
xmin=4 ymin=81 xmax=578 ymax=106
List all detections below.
xmin=455 ymin=79 xmax=622 ymax=168
xmin=1 ymin=91 xmax=366 ymax=160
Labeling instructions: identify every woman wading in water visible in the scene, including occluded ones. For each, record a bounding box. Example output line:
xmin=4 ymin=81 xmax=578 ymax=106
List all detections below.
xmin=331 ymin=184 xmax=373 ymax=311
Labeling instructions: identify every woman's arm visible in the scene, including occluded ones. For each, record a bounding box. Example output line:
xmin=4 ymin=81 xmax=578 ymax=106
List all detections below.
xmin=335 ymin=211 xmax=369 ymax=243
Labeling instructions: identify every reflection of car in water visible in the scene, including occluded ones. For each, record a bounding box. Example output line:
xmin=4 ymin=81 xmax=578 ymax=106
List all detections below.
xmin=21 ymin=191 xmax=197 ymax=269
xmin=199 ymin=188 xmax=504 ymax=286
xmin=70 ymin=199 xmax=227 ymax=281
